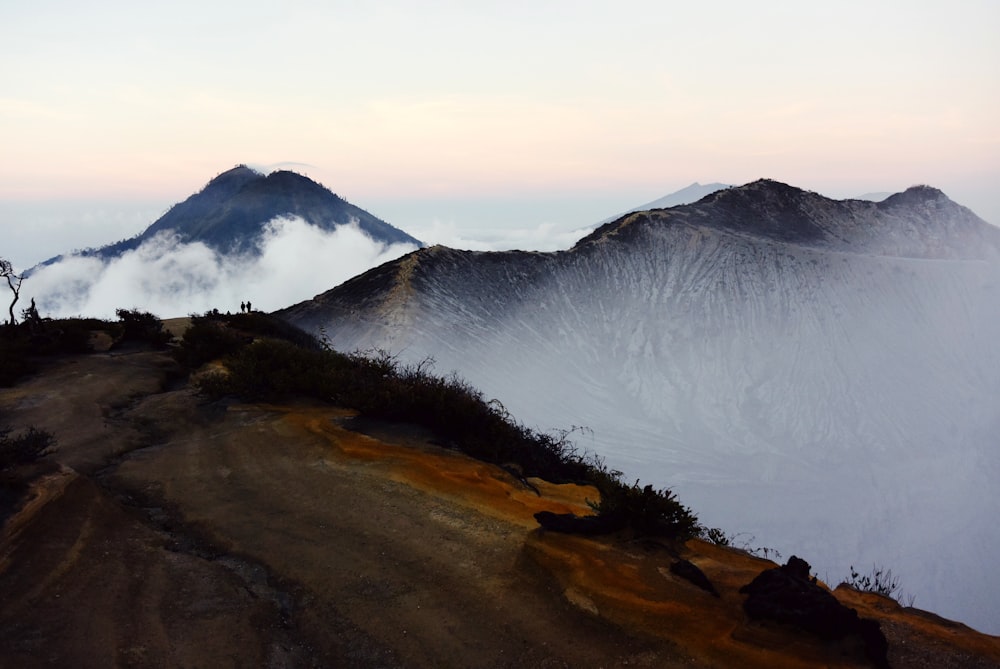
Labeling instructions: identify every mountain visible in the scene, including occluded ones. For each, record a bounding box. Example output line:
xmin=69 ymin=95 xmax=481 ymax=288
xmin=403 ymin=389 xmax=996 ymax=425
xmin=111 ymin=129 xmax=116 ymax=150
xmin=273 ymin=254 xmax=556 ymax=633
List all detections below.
xmin=597 ymin=181 xmax=730 ymax=224
xmin=854 ymin=191 xmax=893 ymax=202
xmin=22 ymin=166 xmax=423 ymax=320
xmin=36 ymin=165 xmax=422 ymax=265
xmin=278 ymin=179 xmax=1000 ymax=633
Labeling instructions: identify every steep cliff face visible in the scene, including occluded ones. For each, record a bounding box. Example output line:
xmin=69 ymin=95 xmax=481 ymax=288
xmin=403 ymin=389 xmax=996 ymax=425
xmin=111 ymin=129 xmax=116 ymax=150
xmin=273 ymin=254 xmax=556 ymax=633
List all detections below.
xmin=278 ymin=180 xmax=1000 ymax=633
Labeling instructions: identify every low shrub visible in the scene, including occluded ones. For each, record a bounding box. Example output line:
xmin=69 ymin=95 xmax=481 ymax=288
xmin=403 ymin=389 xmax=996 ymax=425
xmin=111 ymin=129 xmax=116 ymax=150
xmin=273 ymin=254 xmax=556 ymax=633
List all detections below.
xmin=200 ymin=338 xmax=345 ymax=401
xmin=176 ymin=318 xmax=250 ymax=368
xmin=0 ymin=426 xmax=56 ymax=469
xmin=587 ymin=470 xmax=699 ymax=539
xmin=222 ymin=311 xmax=323 ymax=350
xmin=0 ymin=316 xmax=119 ymax=386
xmin=843 ymin=564 xmax=913 ymax=605
xmin=190 ymin=311 xmax=699 ymax=540
xmin=115 ymin=308 xmax=172 ymax=347
xmin=699 ymin=526 xmax=731 ymax=546
xmin=175 ymin=311 xmax=324 ymax=369
xmin=704 ymin=530 xmax=783 ymax=561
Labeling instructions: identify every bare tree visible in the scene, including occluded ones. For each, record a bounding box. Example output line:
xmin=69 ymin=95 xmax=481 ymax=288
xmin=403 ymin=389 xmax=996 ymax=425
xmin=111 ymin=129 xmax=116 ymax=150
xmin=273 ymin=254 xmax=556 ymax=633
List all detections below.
xmin=1 ymin=258 xmax=24 ymax=326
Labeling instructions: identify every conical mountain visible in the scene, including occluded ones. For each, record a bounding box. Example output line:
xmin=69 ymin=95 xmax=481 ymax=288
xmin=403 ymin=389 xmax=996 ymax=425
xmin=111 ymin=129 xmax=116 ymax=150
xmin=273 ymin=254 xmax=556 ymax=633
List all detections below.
xmin=278 ymin=179 xmax=1000 ymax=633
xmin=41 ymin=165 xmax=421 ymax=265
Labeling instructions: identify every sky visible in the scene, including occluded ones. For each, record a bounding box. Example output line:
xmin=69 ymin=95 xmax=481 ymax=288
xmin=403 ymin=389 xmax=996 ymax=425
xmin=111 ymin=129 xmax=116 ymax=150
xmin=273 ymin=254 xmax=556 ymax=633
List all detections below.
xmin=2 ymin=0 xmax=998 ymax=272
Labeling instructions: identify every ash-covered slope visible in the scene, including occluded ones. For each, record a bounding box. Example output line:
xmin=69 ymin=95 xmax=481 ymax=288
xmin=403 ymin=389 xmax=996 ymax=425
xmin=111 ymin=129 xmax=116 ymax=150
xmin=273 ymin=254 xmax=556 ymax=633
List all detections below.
xmin=278 ymin=179 xmax=1000 ymax=633
xmin=37 ymin=165 xmax=421 ymax=265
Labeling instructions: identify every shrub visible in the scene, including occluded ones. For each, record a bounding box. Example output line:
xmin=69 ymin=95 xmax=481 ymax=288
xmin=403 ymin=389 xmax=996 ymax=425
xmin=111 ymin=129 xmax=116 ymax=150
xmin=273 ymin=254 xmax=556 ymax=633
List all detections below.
xmin=29 ymin=317 xmax=112 ymax=355
xmin=699 ymin=526 xmax=731 ymax=546
xmin=176 ymin=311 xmax=324 ymax=369
xmin=587 ymin=472 xmax=699 ymax=539
xmin=115 ymin=308 xmax=172 ymax=347
xmin=175 ymin=318 xmax=250 ymax=367
xmin=222 ymin=311 xmax=322 ymax=350
xmin=0 ymin=316 xmax=119 ymax=386
xmin=200 ymin=338 xmax=344 ymax=401
xmin=713 ymin=532 xmax=782 ymax=561
xmin=0 ymin=426 xmax=56 ymax=469
xmin=189 ymin=311 xmax=699 ymax=540
xmin=843 ymin=564 xmax=912 ymax=605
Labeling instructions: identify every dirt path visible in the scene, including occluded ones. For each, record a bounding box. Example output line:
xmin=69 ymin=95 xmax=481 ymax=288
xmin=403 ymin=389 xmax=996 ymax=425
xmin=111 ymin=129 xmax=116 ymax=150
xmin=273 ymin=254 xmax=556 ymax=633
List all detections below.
xmin=111 ymin=401 xmax=682 ymax=668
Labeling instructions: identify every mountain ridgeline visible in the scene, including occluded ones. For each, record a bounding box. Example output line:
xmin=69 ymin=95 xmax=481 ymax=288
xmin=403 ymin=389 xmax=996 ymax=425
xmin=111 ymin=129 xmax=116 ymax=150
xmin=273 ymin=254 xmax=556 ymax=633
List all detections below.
xmin=596 ymin=181 xmax=730 ymax=224
xmin=278 ymin=179 xmax=1000 ymax=633
xmin=42 ymin=165 xmax=422 ymax=264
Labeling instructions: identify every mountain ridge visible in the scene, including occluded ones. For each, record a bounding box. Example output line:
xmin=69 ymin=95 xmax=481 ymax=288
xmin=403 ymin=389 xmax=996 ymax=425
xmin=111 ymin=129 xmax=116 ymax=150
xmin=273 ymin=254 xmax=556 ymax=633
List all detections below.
xmin=288 ymin=179 xmax=999 ymax=328
xmin=579 ymin=180 xmax=999 ymax=259
xmin=277 ymin=178 xmax=1000 ymax=633
xmin=597 ymin=181 xmax=731 ymax=225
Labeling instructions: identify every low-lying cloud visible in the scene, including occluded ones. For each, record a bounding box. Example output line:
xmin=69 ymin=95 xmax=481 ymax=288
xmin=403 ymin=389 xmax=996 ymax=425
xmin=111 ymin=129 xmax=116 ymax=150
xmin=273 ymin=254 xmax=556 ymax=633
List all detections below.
xmin=406 ymin=219 xmax=593 ymax=252
xmin=27 ymin=217 xmax=418 ymax=319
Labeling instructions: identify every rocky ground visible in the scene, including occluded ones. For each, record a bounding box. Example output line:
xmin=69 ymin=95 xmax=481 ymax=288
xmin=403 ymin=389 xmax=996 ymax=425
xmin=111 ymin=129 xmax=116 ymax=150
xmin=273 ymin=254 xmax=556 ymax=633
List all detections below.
xmin=1 ymin=327 xmax=998 ymax=668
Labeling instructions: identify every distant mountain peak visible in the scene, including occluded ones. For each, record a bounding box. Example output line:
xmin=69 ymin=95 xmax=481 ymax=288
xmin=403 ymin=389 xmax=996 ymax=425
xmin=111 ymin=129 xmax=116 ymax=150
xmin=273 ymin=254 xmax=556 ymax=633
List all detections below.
xmin=708 ymin=178 xmax=816 ymax=202
xmin=881 ymin=184 xmax=947 ymax=206
xmin=598 ymin=182 xmax=730 ymax=224
xmin=200 ymin=164 xmax=262 ymax=192
xmin=212 ymin=163 xmax=261 ymax=179
xmin=28 ymin=165 xmax=422 ymax=273
xmin=580 ymin=179 xmax=999 ymax=259
xmin=51 ymin=166 xmax=422 ymax=264
xmin=262 ymin=169 xmax=328 ymax=191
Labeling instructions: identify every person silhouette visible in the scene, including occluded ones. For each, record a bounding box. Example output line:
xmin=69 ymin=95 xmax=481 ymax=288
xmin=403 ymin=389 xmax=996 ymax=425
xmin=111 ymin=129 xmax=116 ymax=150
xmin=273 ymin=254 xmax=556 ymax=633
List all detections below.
xmin=240 ymin=301 xmax=246 ymax=313
xmin=246 ymin=300 xmax=252 ymax=313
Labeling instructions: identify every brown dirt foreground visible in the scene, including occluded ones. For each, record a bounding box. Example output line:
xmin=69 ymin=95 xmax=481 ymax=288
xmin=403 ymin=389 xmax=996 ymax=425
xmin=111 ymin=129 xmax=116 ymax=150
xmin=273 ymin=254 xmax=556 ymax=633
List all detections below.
xmin=1 ymin=342 xmax=998 ymax=668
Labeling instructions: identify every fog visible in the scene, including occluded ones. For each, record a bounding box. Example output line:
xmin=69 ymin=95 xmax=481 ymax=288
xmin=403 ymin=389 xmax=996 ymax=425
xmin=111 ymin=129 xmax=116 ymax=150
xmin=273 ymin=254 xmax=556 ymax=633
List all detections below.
xmin=25 ymin=216 xmax=417 ymax=319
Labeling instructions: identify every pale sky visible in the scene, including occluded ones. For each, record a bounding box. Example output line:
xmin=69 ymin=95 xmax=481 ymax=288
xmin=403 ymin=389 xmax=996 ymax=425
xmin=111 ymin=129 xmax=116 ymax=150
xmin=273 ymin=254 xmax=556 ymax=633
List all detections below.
xmin=2 ymin=0 xmax=998 ymax=268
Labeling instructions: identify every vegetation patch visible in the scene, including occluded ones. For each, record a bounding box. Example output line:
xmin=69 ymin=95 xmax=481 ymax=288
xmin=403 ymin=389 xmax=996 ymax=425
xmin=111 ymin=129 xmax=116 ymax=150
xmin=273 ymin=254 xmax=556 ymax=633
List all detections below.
xmin=0 ymin=425 xmax=57 ymax=524
xmin=1 ymin=316 xmax=115 ymax=386
xmin=0 ymin=308 xmax=179 ymax=387
xmin=0 ymin=425 xmax=55 ymax=470
xmin=843 ymin=564 xmax=914 ymax=606
xmin=179 ymin=311 xmax=699 ymax=540
xmin=114 ymin=308 xmax=173 ymax=347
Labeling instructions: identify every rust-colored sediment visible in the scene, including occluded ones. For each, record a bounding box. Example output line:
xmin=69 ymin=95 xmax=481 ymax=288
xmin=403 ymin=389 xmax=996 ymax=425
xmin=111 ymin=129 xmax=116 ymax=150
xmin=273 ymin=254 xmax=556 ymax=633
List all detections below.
xmin=280 ymin=403 xmax=1000 ymax=669
xmin=281 ymin=406 xmax=596 ymax=526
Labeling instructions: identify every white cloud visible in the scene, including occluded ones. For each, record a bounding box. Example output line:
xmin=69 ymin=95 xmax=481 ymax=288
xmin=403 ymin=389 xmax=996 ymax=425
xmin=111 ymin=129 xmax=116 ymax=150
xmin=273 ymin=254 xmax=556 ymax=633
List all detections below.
xmin=406 ymin=219 xmax=593 ymax=253
xmin=25 ymin=217 xmax=417 ymax=319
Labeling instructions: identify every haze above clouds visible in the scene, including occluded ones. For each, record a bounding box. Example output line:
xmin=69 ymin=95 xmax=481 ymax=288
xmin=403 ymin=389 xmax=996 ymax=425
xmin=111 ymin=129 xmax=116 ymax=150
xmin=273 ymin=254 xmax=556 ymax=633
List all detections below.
xmin=2 ymin=1 xmax=998 ymax=272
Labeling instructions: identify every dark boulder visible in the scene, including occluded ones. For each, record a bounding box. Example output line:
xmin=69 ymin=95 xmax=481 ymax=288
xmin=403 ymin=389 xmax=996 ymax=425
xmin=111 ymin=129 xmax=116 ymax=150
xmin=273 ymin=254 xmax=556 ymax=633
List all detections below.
xmin=669 ymin=559 xmax=719 ymax=597
xmin=533 ymin=510 xmax=625 ymax=535
xmin=740 ymin=556 xmax=889 ymax=669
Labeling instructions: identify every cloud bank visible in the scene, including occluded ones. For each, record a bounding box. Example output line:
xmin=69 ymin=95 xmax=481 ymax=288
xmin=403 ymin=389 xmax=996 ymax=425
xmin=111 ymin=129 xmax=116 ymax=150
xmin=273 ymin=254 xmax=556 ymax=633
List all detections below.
xmin=26 ymin=217 xmax=417 ymax=320
xmin=406 ymin=219 xmax=593 ymax=253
